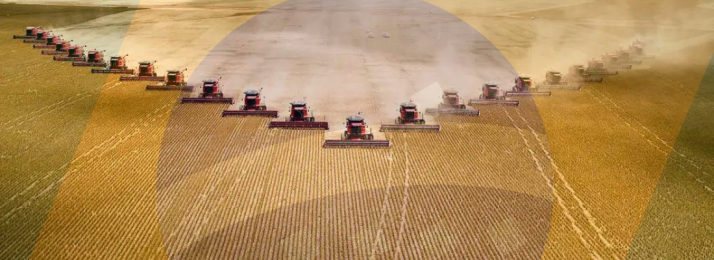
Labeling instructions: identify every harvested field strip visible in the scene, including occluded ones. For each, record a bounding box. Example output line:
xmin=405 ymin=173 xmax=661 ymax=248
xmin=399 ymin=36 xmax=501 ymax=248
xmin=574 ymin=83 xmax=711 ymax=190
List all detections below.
xmin=28 ymin=80 xmax=180 ymax=259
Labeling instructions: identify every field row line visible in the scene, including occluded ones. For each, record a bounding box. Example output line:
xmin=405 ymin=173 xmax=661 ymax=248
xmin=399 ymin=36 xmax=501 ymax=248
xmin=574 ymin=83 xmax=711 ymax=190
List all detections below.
xmin=585 ymin=88 xmax=712 ymax=195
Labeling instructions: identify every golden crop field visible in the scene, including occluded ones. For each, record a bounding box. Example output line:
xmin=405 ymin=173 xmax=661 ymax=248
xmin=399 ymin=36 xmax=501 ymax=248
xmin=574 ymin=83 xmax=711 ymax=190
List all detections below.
xmin=1 ymin=1 xmax=713 ymax=259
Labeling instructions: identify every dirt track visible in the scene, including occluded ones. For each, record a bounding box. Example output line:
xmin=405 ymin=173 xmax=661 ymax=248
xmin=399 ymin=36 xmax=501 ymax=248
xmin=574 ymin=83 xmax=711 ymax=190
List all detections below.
xmin=1 ymin=0 xmax=713 ymax=259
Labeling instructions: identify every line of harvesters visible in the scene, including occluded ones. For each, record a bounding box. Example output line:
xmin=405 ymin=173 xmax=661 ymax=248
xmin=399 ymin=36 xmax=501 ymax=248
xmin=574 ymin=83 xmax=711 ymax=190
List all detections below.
xmin=14 ymin=26 xmax=654 ymax=148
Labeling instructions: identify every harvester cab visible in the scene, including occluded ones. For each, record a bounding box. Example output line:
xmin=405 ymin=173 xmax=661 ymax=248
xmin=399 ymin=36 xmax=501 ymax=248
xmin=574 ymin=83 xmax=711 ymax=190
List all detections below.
xmin=323 ymin=114 xmax=390 ymax=148
xmin=425 ymin=89 xmax=479 ymax=115
xmin=537 ymin=70 xmax=581 ymax=90
xmin=73 ymin=50 xmax=106 ymax=67
xmin=120 ymin=61 xmax=165 ymax=81
xmin=470 ymin=83 xmax=520 ymax=106
xmin=222 ymin=88 xmax=279 ymax=117
xmin=587 ymin=58 xmax=618 ymax=75
xmin=506 ymin=75 xmax=552 ymax=96
xmin=268 ymin=100 xmax=329 ymax=129
xmin=181 ymin=78 xmax=234 ymax=104
xmin=92 ymin=55 xmax=135 ymax=74
xmin=13 ymin=26 xmax=39 ymax=39
xmin=566 ymin=65 xmax=603 ymax=83
xmin=146 ymin=69 xmax=194 ymax=91
xmin=380 ymin=102 xmax=441 ymax=132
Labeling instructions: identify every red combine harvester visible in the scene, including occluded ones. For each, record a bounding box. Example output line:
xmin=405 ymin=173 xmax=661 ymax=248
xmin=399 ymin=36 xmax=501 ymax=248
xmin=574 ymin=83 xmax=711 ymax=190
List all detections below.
xmin=469 ymin=83 xmax=520 ymax=106
xmin=181 ymin=78 xmax=234 ymax=104
xmin=222 ymin=88 xmax=278 ymax=117
xmin=33 ymin=35 xmax=61 ymax=49
xmin=41 ymin=40 xmax=71 ymax=55
xmin=380 ymin=102 xmax=441 ymax=132
xmin=602 ymin=53 xmax=633 ymax=69
xmin=506 ymin=75 xmax=552 ymax=96
xmin=120 ymin=61 xmax=165 ymax=81
xmin=268 ymin=100 xmax=329 ymax=130
xmin=536 ymin=71 xmax=581 ymax=90
xmin=425 ymin=89 xmax=479 ymax=115
xmin=564 ymin=65 xmax=603 ymax=83
xmin=146 ymin=69 xmax=194 ymax=91
xmin=323 ymin=114 xmax=390 ymax=148
xmin=53 ymin=45 xmax=86 ymax=61
xmin=13 ymin=26 xmax=40 ymax=39
xmin=23 ymin=29 xmax=49 ymax=43
xmin=72 ymin=50 xmax=106 ymax=67
xmin=629 ymin=43 xmax=655 ymax=59
xmin=616 ymin=49 xmax=643 ymax=64
xmin=91 ymin=55 xmax=134 ymax=74
xmin=587 ymin=58 xmax=618 ymax=75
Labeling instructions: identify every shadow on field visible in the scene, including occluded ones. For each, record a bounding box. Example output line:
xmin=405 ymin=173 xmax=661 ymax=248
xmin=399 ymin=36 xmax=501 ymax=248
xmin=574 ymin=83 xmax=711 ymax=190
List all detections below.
xmin=171 ymin=185 xmax=552 ymax=259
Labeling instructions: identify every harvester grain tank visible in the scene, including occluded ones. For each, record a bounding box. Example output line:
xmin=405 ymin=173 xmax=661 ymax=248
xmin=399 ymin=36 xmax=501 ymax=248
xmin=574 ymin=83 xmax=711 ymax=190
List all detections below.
xmin=53 ymin=45 xmax=87 ymax=61
xmin=469 ymin=83 xmax=520 ymax=106
xmin=13 ymin=26 xmax=39 ymax=39
xmin=586 ymin=58 xmax=618 ymax=75
xmin=33 ymin=35 xmax=61 ymax=49
xmin=23 ymin=29 xmax=49 ymax=43
xmin=380 ymin=102 xmax=441 ymax=132
xmin=91 ymin=55 xmax=134 ymax=74
xmin=565 ymin=65 xmax=603 ymax=83
xmin=425 ymin=89 xmax=480 ymax=115
xmin=602 ymin=53 xmax=632 ymax=69
xmin=222 ymin=88 xmax=278 ymax=117
xmin=536 ymin=71 xmax=581 ymax=90
xmin=323 ymin=115 xmax=390 ymax=148
xmin=72 ymin=50 xmax=107 ymax=67
xmin=119 ymin=61 xmax=165 ymax=81
xmin=146 ymin=69 xmax=194 ymax=91
xmin=506 ymin=75 xmax=552 ymax=96
xmin=181 ymin=78 xmax=234 ymax=104
xmin=41 ymin=40 xmax=71 ymax=55
xmin=268 ymin=100 xmax=329 ymax=129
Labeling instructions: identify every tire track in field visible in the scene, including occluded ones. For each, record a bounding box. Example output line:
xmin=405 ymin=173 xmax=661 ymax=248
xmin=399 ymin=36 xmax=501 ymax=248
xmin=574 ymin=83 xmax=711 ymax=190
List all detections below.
xmin=368 ymin=150 xmax=394 ymax=260
xmin=392 ymin=133 xmax=410 ymax=260
xmin=516 ymin=107 xmax=623 ymax=258
xmin=2 ymin=79 xmax=121 ymax=130
xmin=502 ymin=106 xmax=606 ymax=260
xmin=0 ymin=100 xmax=175 ymax=222
xmin=585 ymin=88 xmax=713 ymax=195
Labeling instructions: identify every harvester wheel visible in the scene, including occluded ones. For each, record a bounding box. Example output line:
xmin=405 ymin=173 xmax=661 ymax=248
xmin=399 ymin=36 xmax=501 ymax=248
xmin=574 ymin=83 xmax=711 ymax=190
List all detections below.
xmin=367 ymin=134 xmax=374 ymax=140
xmin=218 ymin=93 xmax=224 ymax=98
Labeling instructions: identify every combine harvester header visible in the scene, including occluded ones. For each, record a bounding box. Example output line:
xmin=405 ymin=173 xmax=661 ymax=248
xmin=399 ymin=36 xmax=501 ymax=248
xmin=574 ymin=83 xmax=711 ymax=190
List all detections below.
xmin=425 ymin=89 xmax=480 ymax=115
xmin=13 ymin=26 xmax=40 ymax=39
xmin=506 ymin=75 xmax=552 ymax=96
xmin=53 ymin=45 xmax=87 ymax=62
xmin=380 ymin=102 xmax=440 ymax=132
xmin=324 ymin=114 xmax=390 ymax=148
xmin=222 ymin=88 xmax=278 ymax=117
xmin=120 ymin=61 xmax=165 ymax=81
xmin=469 ymin=83 xmax=520 ymax=106
xmin=72 ymin=50 xmax=107 ymax=67
xmin=535 ymin=71 xmax=582 ymax=91
xmin=146 ymin=69 xmax=194 ymax=91
xmin=268 ymin=100 xmax=329 ymax=130
xmin=91 ymin=55 xmax=135 ymax=74
xmin=181 ymin=78 xmax=234 ymax=104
